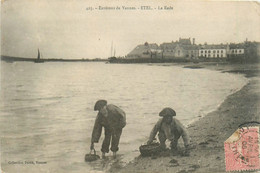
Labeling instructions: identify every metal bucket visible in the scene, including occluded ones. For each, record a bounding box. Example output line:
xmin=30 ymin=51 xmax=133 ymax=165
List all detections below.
xmin=85 ymin=149 xmax=100 ymax=162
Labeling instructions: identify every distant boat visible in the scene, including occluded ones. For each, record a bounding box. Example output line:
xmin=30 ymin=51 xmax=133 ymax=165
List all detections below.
xmin=108 ymin=42 xmax=117 ymax=63
xmin=34 ymin=49 xmax=44 ymax=63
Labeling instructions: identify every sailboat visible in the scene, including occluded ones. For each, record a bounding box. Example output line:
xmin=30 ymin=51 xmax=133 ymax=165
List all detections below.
xmin=108 ymin=42 xmax=117 ymax=63
xmin=34 ymin=49 xmax=44 ymax=63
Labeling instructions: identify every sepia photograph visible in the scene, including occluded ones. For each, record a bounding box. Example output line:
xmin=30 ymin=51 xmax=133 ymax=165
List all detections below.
xmin=1 ymin=0 xmax=260 ymax=172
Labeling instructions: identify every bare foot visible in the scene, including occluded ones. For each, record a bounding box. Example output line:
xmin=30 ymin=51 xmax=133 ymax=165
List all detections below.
xmin=113 ymin=152 xmax=117 ymax=159
xmin=102 ymin=152 xmax=106 ymax=159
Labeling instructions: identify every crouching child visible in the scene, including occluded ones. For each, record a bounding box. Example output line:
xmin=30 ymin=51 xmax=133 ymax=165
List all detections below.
xmin=147 ymin=107 xmax=190 ymax=156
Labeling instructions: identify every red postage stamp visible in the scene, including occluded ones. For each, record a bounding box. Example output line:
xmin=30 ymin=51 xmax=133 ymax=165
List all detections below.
xmin=224 ymin=126 xmax=260 ymax=171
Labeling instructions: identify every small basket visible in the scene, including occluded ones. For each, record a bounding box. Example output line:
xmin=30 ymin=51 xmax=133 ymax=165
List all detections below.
xmin=139 ymin=142 xmax=161 ymax=157
xmin=85 ymin=149 xmax=100 ymax=162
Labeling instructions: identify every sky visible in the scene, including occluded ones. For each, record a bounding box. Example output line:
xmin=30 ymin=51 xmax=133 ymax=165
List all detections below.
xmin=1 ymin=0 xmax=260 ymax=59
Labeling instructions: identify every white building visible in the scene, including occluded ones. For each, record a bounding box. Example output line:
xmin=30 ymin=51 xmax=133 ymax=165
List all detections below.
xmin=228 ymin=44 xmax=245 ymax=56
xmin=199 ymin=44 xmax=228 ymax=58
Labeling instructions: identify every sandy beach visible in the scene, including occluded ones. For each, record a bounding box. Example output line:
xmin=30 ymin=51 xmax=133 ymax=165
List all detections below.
xmin=109 ymin=62 xmax=260 ymax=173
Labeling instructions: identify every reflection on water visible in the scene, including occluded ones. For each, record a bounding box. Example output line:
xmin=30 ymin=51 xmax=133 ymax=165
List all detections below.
xmin=0 ymin=61 xmax=248 ymax=172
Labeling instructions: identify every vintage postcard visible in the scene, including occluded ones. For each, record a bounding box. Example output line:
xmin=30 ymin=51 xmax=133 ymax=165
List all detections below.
xmin=1 ymin=0 xmax=260 ymax=173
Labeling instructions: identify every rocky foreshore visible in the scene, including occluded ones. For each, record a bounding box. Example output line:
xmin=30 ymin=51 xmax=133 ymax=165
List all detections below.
xmin=109 ymin=63 xmax=260 ymax=173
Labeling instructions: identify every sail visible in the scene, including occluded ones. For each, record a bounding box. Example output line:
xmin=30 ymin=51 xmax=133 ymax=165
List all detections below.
xmin=111 ymin=41 xmax=113 ymax=57
xmin=114 ymin=45 xmax=116 ymax=57
xmin=37 ymin=49 xmax=40 ymax=59
xmin=35 ymin=49 xmax=44 ymax=63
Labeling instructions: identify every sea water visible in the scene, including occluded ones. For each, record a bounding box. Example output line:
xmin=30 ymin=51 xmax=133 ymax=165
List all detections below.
xmin=0 ymin=61 xmax=248 ymax=173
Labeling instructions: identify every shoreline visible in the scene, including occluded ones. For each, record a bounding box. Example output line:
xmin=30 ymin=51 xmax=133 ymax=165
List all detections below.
xmin=185 ymin=63 xmax=250 ymax=127
xmin=109 ymin=63 xmax=260 ymax=173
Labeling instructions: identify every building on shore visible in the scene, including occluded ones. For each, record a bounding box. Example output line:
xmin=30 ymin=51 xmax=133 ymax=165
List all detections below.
xmin=127 ymin=38 xmax=199 ymax=59
xmin=125 ymin=38 xmax=260 ymax=62
xmin=225 ymin=41 xmax=259 ymax=62
xmin=228 ymin=43 xmax=245 ymax=57
xmin=160 ymin=38 xmax=199 ymax=59
xmin=199 ymin=44 xmax=228 ymax=58
xmin=126 ymin=42 xmax=162 ymax=59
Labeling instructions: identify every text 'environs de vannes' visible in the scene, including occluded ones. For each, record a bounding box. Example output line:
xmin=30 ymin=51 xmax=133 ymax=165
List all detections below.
xmin=86 ymin=6 xmax=173 ymax=11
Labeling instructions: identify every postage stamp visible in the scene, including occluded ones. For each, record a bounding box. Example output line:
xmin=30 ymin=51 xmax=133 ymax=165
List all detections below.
xmin=224 ymin=126 xmax=260 ymax=171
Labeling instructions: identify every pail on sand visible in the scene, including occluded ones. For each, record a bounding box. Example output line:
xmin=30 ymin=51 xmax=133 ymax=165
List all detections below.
xmin=139 ymin=142 xmax=161 ymax=157
xmin=85 ymin=149 xmax=100 ymax=162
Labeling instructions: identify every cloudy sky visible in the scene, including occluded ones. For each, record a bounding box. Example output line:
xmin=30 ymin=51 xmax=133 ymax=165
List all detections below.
xmin=1 ymin=0 xmax=260 ymax=59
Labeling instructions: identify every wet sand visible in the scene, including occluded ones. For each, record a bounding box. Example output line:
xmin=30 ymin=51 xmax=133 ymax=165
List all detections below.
xmin=109 ymin=62 xmax=260 ymax=173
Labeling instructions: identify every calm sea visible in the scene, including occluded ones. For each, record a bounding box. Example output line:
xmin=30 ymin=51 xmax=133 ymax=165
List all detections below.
xmin=0 ymin=61 xmax=248 ymax=173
